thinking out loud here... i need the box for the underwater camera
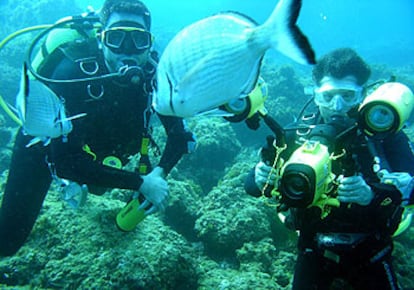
[278,140,335,208]
[359,82,414,138]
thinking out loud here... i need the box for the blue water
[76,0,414,66]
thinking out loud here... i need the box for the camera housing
[279,140,334,208]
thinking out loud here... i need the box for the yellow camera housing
[279,140,333,208]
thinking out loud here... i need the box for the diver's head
[100,0,152,74]
[315,76,363,124]
[312,48,371,124]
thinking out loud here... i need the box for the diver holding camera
[245,48,414,290]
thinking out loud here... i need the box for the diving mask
[102,26,153,53]
[314,79,363,110]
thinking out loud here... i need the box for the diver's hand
[255,161,278,190]
[337,175,374,206]
[139,166,168,214]
[378,169,414,203]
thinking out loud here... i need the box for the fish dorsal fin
[217,10,259,26]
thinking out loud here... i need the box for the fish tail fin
[263,0,316,65]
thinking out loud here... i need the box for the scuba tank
[30,15,100,75]
[26,11,104,83]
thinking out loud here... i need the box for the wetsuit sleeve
[383,131,414,204]
[383,131,414,174]
[50,139,143,190]
[357,131,414,233]
[157,114,196,174]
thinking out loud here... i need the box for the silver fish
[153,0,315,118]
[15,63,86,147]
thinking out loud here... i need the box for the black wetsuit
[245,111,414,290]
[0,43,194,256]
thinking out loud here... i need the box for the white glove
[139,166,168,214]
[255,161,278,190]
[337,175,374,206]
[378,169,414,204]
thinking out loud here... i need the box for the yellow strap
[0,94,22,126]
[138,164,148,174]
[261,143,286,197]
[82,144,97,161]
[140,137,150,155]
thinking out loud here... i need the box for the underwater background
[1,0,414,289]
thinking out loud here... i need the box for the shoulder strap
[59,37,100,64]
[36,37,101,78]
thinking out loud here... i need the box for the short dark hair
[312,48,371,86]
[100,0,151,29]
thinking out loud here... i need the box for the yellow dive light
[224,77,268,122]
[359,82,414,137]
[116,197,146,231]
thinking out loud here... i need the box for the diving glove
[378,169,414,205]
[255,161,279,190]
[139,166,169,213]
[337,175,374,206]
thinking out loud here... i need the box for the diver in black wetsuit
[0,0,195,256]
[245,48,414,289]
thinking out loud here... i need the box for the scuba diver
[244,48,414,290]
[0,0,196,256]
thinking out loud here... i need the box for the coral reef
[0,193,199,289]
[176,118,242,193]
